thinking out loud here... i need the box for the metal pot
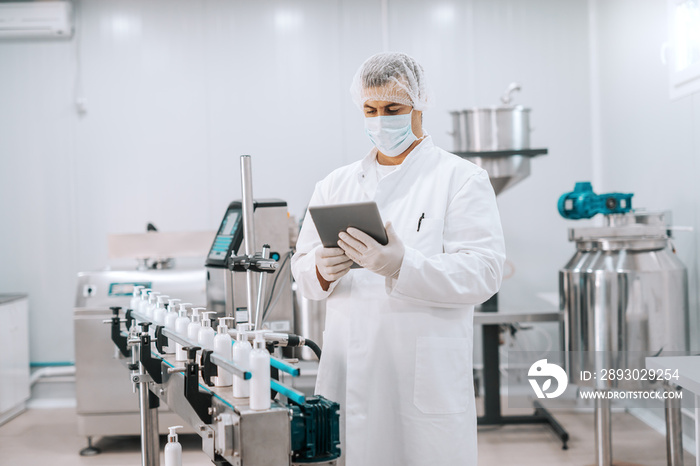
[450,83,531,152]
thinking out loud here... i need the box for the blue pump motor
[558,182,633,220]
[289,395,341,463]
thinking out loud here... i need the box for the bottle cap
[167,425,183,442]
[236,323,251,342]
[202,311,216,327]
[191,308,204,323]
[178,303,192,316]
[253,331,266,349]
[167,298,181,310]
[217,317,229,334]
[132,285,144,297]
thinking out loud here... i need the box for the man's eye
[365,110,376,115]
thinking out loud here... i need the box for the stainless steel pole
[135,343,152,466]
[148,401,160,466]
[664,384,684,466]
[240,155,258,327]
[224,269,235,319]
[594,392,612,466]
[254,245,270,330]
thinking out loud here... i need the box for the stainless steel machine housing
[560,211,690,389]
[74,269,205,438]
[206,200,294,332]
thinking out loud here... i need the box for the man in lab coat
[291,52,505,466]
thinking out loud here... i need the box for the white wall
[1,0,598,363]
[592,0,700,351]
[590,0,700,446]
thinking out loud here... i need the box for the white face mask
[364,113,417,157]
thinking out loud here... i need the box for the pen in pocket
[417,213,425,232]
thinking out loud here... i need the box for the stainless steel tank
[560,211,689,390]
[293,282,326,361]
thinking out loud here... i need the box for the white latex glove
[315,246,353,282]
[338,222,405,278]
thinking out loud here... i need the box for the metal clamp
[154,325,168,354]
[105,307,130,358]
[125,309,134,330]
[183,346,214,425]
[201,350,218,387]
[132,373,152,384]
[138,322,163,385]
[230,252,278,274]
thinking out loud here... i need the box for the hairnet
[350,52,433,111]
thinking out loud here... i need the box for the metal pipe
[254,245,270,330]
[138,379,151,466]
[148,402,160,466]
[132,324,159,466]
[664,384,684,466]
[160,328,251,380]
[224,269,235,319]
[240,155,257,325]
[210,352,252,380]
[240,155,256,258]
[160,327,195,348]
[135,343,152,466]
[594,392,612,466]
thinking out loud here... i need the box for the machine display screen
[208,209,242,261]
[108,282,152,297]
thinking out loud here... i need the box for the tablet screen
[309,202,388,253]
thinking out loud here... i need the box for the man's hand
[338,222,405,278]
[315,247,353,290]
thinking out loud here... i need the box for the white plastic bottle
[174,303,192,361]
[213,318,234,387]
[198,312,217,351]
[153,295,169,326]
[164,425,183,466]
[130,285,144,311]
[144,291,161,319]
[187,308,204,346]
[232,324,252,398]
[167,298,181,315]
[152,295,169,338]
[141,290,152,314]
[163,299,181,354]
[138,288,151,313]
[249,332,271,411]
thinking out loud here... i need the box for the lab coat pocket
[410,218,444,257]
[413,336,471,415]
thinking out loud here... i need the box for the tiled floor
[0,404,695,465]
[476,407,694,465]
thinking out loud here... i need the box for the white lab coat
[291,136,505,466]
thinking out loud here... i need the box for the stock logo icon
[528,359,568,399]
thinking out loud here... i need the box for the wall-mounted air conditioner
[0,2,73,39]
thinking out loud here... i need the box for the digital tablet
[309,202,388,268]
